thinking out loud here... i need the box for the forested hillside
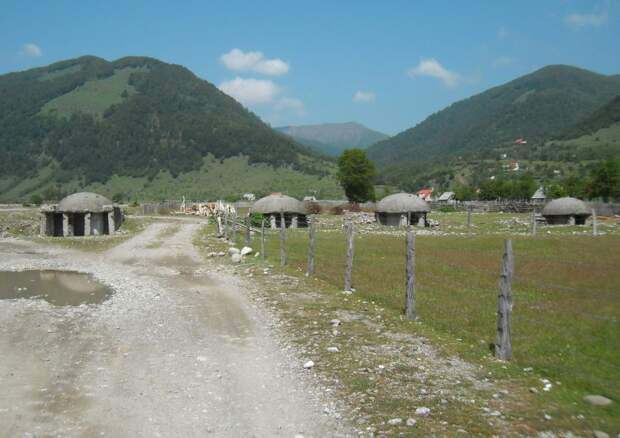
[0,55,333,201]
[368,65,620,166]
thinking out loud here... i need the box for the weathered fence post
[245,215,251,245]
[592,209,598,237]
[405,225,416,320]
[344,221,355,291]
[280,211,286,267]
[467,206,472,230]
[216,215,222,237]
[261,219,266,261]
[307,218,316,275]
[495,239,514,361]
[232,211,237,243]
[224,209,229,240]
[530,210,537,236]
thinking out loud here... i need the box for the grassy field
[196,211,619,435]
[0,154,343,203]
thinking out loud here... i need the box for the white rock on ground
[303,360,315,369]
[326,347,339,353]
[241,246,253,256]
[228,247,240,255]
[415,407,431,416]
[584,395,613,406]
[231,253,243,263]
[387,418,402,425]
[406,418,417,427]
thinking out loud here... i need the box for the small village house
[416,188,434,202]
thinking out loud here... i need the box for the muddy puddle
[0,270,112,305]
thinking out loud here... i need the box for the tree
[453,183,476,201]
[587,157,620,201]
[337,149,377,203]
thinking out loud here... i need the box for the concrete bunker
[251,193,307,229]
[541,197,591,225]
[40,192,123,236]
[375,192,431,227]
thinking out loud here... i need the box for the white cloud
[274,97,305,116]
[493,56,514,68]
[21,43,42,57]
[352,90,376,103]
[220,48,289,76]
[498,26,509,39]
[218,77,280,106]
[565,12,608,28]
[408,59,460,87]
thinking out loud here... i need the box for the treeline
[0,56,323,184]
[453,157,620,202]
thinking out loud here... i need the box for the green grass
[41,67,142,118]
[0,154,343,203]
[197,211,620,434]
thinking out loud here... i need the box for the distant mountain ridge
[277,122,389,156]
[368,65,620,166]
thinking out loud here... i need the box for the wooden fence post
[280,211,286,267]
[467,206,472,230]
[245,215,251,245]
[232,211,237,243]
[224,209,229,240]
[592,209,598,237]
[261,219,266,261]
[405,225,416,320]
[495,239,514,361]
[307,218,316,275]
[344,221,355,291]
[531,210,537,236]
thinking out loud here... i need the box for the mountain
[276,122,389,156]
[557,95,620,140]
[368,65,620,166]
[0,56,342,201]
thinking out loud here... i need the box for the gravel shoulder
[0,221,350,437]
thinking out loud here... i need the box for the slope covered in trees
[368,65,620,166]
[0,55,321,188]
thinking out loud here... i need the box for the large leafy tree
[337,149,377,203]
[588,157,620,201]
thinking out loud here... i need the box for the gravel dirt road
[0,220,349,437]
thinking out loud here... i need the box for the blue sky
[1,0,618,134]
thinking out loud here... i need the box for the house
[531,187,545,204]
[416,188,434,201]
[437,191,455,203]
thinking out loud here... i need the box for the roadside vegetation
[194,211,619,436]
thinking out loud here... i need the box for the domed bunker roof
[376,193,430,213]
[252,193,306,215]
[57,192,113,213]
[542,197,590,217]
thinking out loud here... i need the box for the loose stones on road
[303,360,315,369]
[387,418,402,426]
